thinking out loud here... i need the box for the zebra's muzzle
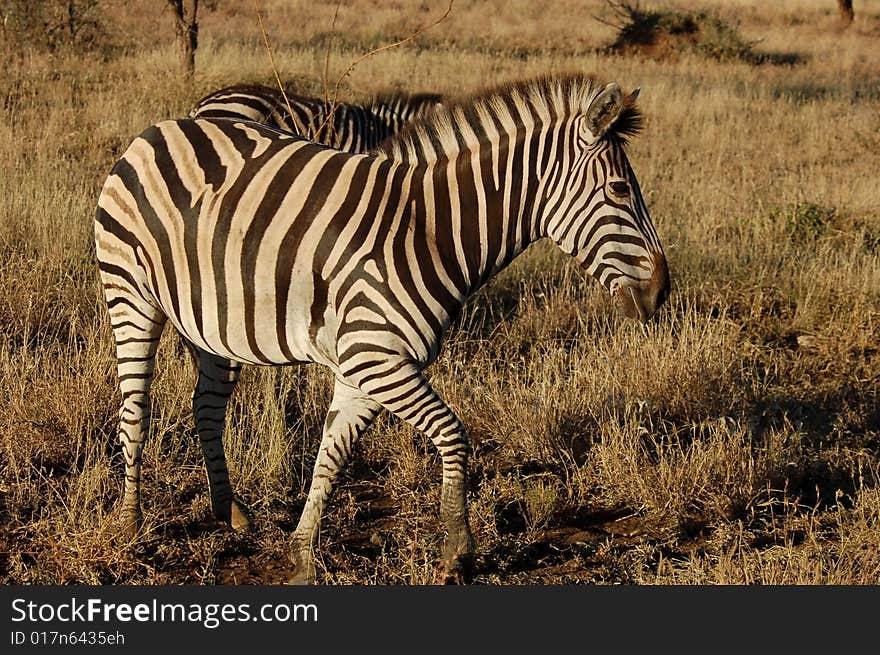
[613,254,670,324]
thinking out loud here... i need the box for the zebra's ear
[586,82,625,140]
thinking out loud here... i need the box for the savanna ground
[1,0,879,585]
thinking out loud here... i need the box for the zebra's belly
[159,276,340,371]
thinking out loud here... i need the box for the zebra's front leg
[359,363,475,583]
[193,350,249,531]
[289,378,381,584]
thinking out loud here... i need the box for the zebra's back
[189,83,443,152]
[188,84,291,126]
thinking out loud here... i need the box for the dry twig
[250,0,296,126]
[317,0,345,144]
[314,0,456,143]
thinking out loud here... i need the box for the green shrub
[773,202,836,242]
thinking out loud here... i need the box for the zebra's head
[543,81,669,324]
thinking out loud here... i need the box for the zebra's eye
[609,181,630,197]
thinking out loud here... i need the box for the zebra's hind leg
[192,349,250,531]
[108,296,167,540]
[356,362,476,584]
[289,378,382,584]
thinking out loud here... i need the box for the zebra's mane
[195,83,284,103]
[370,91,444,107]
[374,73,642,163]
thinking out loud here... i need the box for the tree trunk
[181,17,198,77]
[67,0,76,39]
[167,0,199,79]
[837,0,854,25]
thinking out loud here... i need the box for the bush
[601,1,759,63]
[773,202,837,242]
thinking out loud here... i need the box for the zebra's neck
[394,123,546,312]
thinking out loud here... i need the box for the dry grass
[1,0,879,585]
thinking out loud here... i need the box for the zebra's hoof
[212,497,252,532]
[286,570,315,585]
[434,570,461,585]
[120,509,142,542]
[287,548,317,585]
[434,561,473,585]
[229,500,251,532]
[435,553,475,585]
[439,529,476,583]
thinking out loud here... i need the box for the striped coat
[95,73,669,583]
[188,83,443,152]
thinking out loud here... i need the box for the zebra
[188,83,444,153]
[94,73,670,584]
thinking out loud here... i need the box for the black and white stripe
[188,83,443,153]
[95,74,669,583]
